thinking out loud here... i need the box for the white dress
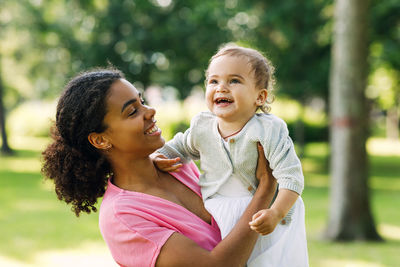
[204,139,309,267]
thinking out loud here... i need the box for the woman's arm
[156,144,277,267]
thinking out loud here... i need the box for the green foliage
[368,0,400,111]
[248,0,333,102]
[169,120,191,137]
[2,0,398,121]
[370,0,400,71]
[2,0,333,103]
[287,120,329,143]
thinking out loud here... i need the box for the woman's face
[102,79,164,158]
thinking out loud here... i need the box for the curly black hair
[42,68,124,216]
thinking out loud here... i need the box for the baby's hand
[249,208,281,235]
[151,152,182,172]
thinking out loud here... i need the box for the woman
[42,68,277,267]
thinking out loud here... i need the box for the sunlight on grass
[40,178,56,192]
[319,259,384,267]
[367,138,400,156]
[0,158,41,173]
[0,242,117,267]
[379,224,400,240]
[14,200,58,212]
[9,136,50,151]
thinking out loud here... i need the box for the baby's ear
[88,132,111,150]
[256,89,268,106]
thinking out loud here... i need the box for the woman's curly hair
[42,68,123,216]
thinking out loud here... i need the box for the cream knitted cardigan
[158,111,304,222]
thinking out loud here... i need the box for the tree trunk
[386,107,399,140]
[325,0,381,241]
[0,57,12,155]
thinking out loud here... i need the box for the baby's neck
[217,119,249,139]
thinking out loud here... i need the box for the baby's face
[205,55,263,124]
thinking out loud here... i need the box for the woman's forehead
[107,79,139,109]
[110,79,139,97]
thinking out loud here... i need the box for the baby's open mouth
[215,98,233,104]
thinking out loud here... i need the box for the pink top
[99,162,221,267]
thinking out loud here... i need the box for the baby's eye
[208,79,218,85]
[230,78,240,84]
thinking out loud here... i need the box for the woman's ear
[256,89,268,106]
[88,133,111,150]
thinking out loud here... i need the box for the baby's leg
[204,195,252,238]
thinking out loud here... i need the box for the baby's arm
[250,116,304,235]
[153,116,201,171]
[249,189,299,235]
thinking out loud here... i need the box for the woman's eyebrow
[121,98,137,113]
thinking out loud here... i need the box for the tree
[0,58,12,155]
[326,0,381,240]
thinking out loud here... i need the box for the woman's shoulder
[169,161,201,194]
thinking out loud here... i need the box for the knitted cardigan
[158,111,304,222]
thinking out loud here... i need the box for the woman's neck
[110,155,160,191]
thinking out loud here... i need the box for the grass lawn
[0,137,399,266]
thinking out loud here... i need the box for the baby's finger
[259,228,273,236]
[159,157,181,164]
[249,211,263,226]
[250,224,268,235]
[162,163,183,172]
[156,157,181,167]
[250,224,266,234]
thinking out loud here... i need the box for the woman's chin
[155,136,165,149]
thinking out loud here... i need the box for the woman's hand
[255,142,276,191]
[150,152,183,172]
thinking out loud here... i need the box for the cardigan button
[229,139,235,143]
[247,186,253,191]
[281,219,286,225]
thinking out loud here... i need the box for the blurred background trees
[0,0,398,242]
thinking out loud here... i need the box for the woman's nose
[144,105,156,120]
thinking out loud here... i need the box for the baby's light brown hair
[206,44,275,113]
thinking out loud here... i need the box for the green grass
[301,142,400,266]
[0,137,399,266]
[0,138,105,264]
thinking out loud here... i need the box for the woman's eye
[128,109,137,116]
[208,79,218,84]
[140,98,146,105]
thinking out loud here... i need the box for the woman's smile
[145,123,161,135]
